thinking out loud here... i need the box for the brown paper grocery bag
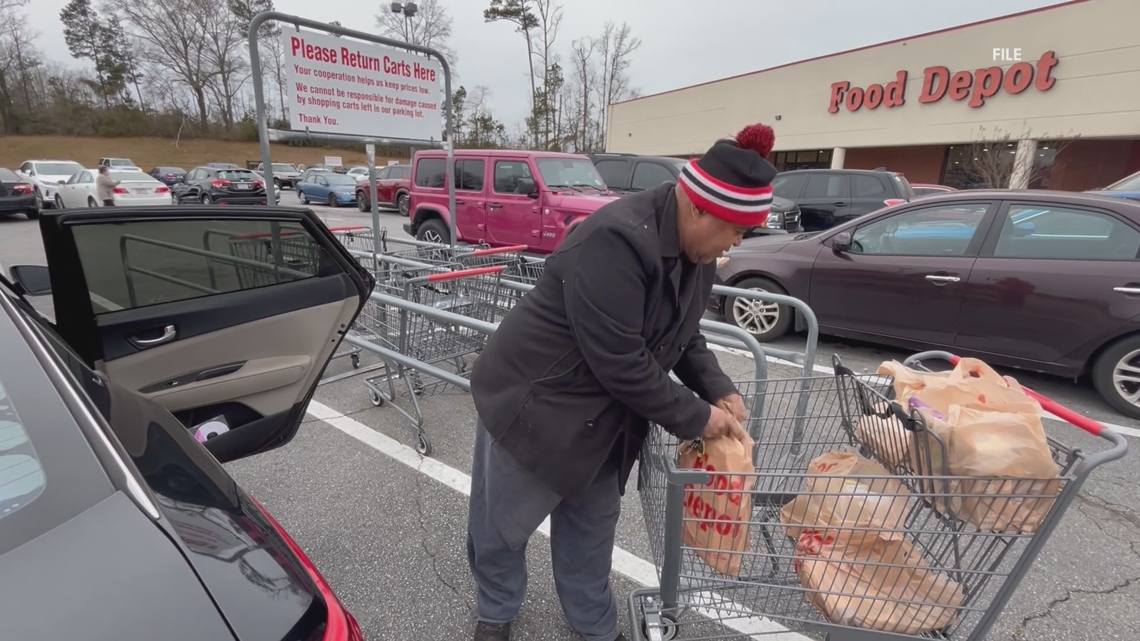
[878,358,1041,417]
[677,432,756,577]
[855,402,912,470]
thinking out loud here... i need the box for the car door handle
[489,203,503,209]
[925,275,961,283]
[833,201,848,206]
[455,199,466,205]
[1114,286,1140,295]
[129,325,177,348]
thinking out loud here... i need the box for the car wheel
[416,218,450,245]
[54,195,64,210]
[1092,334,1140,419]
[87,197,98,207]
[201,194,213,205]
[273,178,281,190]
[328,193,337,208]
[397,193,410,217]
[298,190,308,204]
[724,276,793,342]
[357,192,368,212]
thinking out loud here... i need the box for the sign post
[248,12,457,246]
[366,143,380,247]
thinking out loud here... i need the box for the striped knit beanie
[678,124,778,225]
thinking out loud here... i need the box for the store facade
[605,0,1140,191]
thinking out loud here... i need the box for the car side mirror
[831,231,852,253]
[58,179,67,185]
[9,265,52,296]
[517,178,537,197]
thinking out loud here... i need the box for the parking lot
[3,192,1140,640]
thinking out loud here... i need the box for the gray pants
[467,418,621,641]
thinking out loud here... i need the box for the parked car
[0,167,37,219]
[403,150,619,251]
[98,157,142,171]
[589,152,803,232]
[297,172,359,207]
[251,162,302,190]
[355,163,411,215]
[1,204,372,640]
[56,169,172,208]
[297,167,333,184]
[206,162,242,170]
[172,166,277,205]
[15,159,86,212]
[709,190,1140,418]
[345,166,370,181]
[1087,169,1140,201]
[149,166,187,187]
[772,168,914,231]
[911,183,958,198]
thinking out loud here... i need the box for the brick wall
[1048,139,1134,191]
[843,145,947,185]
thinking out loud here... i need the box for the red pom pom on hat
[734,124,775,158]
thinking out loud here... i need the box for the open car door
[38,206,373,462]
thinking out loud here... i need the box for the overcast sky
[24,0,1060,125]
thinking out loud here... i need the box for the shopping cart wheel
[351,354,361,369]
[641,613,678,641]
[368,389,385,407]
[415,434,432,456]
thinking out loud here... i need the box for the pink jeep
[402,149,618,253]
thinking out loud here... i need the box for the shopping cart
[356,265,507,455]
[630,353,1128,641]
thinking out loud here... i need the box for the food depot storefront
[605,0,1140,191]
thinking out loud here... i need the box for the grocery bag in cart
[877,358,1061,533]
[676,432,756,577]
[780,451,965,635]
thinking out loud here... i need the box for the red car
[911,183,958,198]
[355,163,411,215]
[710,190,1140,418]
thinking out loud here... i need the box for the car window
[803,174,849,199]
[325,174,356,186]
[630,162,677,191]
[415,158,447,188]
[851,203,990,257]
[33,162,84,176]
[399,167,411,180]
[79,172,93,184]
[19,162,31,173]
[594,160,629,188]
[456,159,485,191]
[111,171,153,182]
[993,205,1140,261]
[890,173,916,199]
[373,167,390,180]
[852,175,888,197]
[71,219,327,314]
[535,158,605,190]
[217,170,257,181]
[0,377,45,519]
[316,176,329,186]
[1106,171,1140,192]
[0,169,18,182]
[772,174,807,200]
[494,160,535,194]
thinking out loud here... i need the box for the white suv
[99,157,142,171]
[16,160,86,212]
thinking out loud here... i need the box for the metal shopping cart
[630,353,1128,641]
[355,265,507,455]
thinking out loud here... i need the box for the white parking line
[306,400,810,641]
[707,344,1140,440]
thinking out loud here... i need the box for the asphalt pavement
[3,192,1139,640]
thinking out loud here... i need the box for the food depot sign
[283,29,443,140]
[827,50,1059,113]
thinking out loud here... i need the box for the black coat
[469,183,737,502]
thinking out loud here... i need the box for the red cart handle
[327,225,368,233]
[426,265,505,282]
[470,245,529,256]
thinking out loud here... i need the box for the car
[355,163,411,215]
[772,168,915,231]
[0,205,372,640]
[403,149,620,250]
[297,167,334,184]
[172,167,278,206]
[149,166,187,187]
[55,168,173,208]
[252,162,302,190]
[0,168,38,219]
[15,159,86,212]
[589,152,803,232]
[911,183,958,198]
[345,166,370,181]
[708,190,1140,418]
[1087,169,1140,202]
[297,172,359,207]
[99,157,142,171]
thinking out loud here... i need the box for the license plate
[235,183,251,190]
[134,188,150,194]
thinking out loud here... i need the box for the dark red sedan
[355,163,411,215]
[711,190,1140,418]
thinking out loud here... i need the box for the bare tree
[531,0,561,147]
[963,126,1079,190]
[201,1,249,130]
[377,0,457,65]
[593,21,640,150]
[484,0,537,145]
[0,5,39,113]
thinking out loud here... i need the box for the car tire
[298,190,308,205]
[328,193,337,208]
[87,197,98,208]
[416,218,450,245]
[1092,334,1140,419]
[201,194,213,205]
[273,178,281,190]
[54,195,64,210]
[33,187,44,211]
[357,192,368,212]
[724,276,793,342]
[397,193,410,217]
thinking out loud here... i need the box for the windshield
[535,158,607,190]
[34,162,83,176]
[218,170,258,181]
[272,164,297,172]
[111,171,154,182]
[1106,171,1140,192]
[326,174,358,186]
[111,159,135,166]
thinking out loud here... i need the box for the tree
[484,0,537,145]
[377,0,456,65]
[231,0,286,120]
[592,21,641,150]
[464,86,507,148]
[448,85,467,145]
[201,1,249,130]
[962,126,1079,190]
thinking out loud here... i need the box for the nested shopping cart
[630,352,1128,641]
[354,265,508,455]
